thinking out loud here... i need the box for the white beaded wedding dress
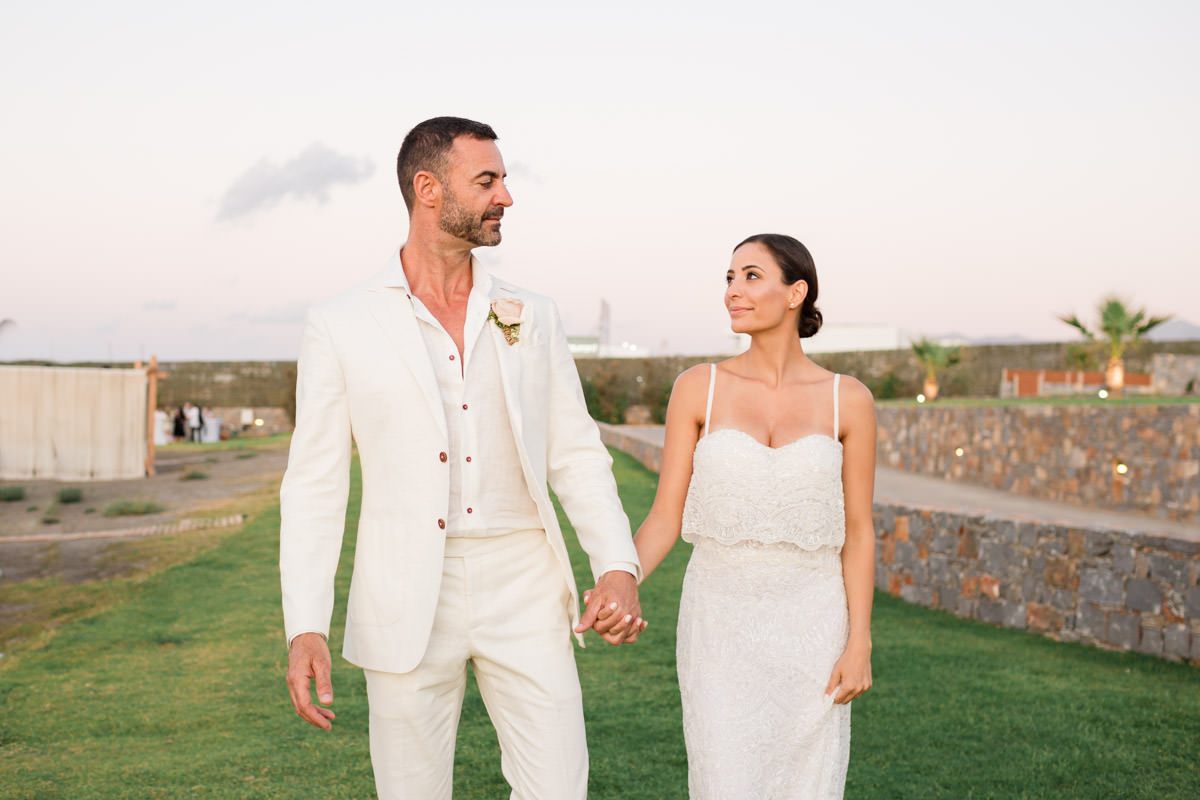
[677,366,851,800]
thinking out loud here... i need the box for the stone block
[1027,603,1064,633]
[1138,626,1164,656]
[978,599,1005,625]
[894,541,917,570]
[938,591,957,612]
[1125,578,1163,613]
[1191,632,1200,663]
[1018,523,1038,548]
[918,586,936,607]
[900,584,921,604]
[1079,569,1123,606]
[1044,556,1078,590]
[1186,585,1200,619]
[958,526,979,559]
[962,576,980,597]
[1085,533,1114,558]
[931,533,957,555]
[1111,545,1136,575]
[1076,603,1106,640]
[1053,589,1076,612]
[980,575,1001,599]
[1164,625,1190,662]
[1134,554,1150,579]
[957,597,977,619]
[1003,601,1027,629]
[894,515,909,542]
[1106,613,1139,650]
[979,541,1013,574]
[928,555,951,586]
[1148,554,1189,590]
[992,520,1018,544]
[880,537,895,565]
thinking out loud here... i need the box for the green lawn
[878,395,1200,407]
[1,448,1197,798]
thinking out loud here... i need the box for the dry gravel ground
[0,437,289,585]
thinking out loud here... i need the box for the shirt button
[466,508,473,514]
[437,519,446,529]
[439,452,448,463]
[462,404,468,410]
[449,354,455,361]
[465,456,472,463]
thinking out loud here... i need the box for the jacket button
[439,452,448,462]
[437,519,446,530]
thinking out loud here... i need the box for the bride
[633,233,876,799]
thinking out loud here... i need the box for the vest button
[437,519,446,530]
[439,452,448,462]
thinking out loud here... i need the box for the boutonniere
[488,298,524,345]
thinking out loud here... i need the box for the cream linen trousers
[363,530,588,800]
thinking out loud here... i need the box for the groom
[280,116,644,799]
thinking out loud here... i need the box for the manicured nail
[609,602,618,610]
[623,614,632,623]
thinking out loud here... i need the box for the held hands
[575,570,647,645]
[287,632,337,730]
[824,638,872,704]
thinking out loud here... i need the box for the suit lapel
[488,283,525,443]
[366,265,447,439]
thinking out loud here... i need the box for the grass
[56,487,83,504]
[158,432,291,454]
[102,499,166,517]
[40,501,61,525]
[0,448,1197,798]
[1,485,25,502]
[181,470,210,481]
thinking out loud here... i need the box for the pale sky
[2,0,1196,361]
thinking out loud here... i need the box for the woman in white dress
[633,234,876,799]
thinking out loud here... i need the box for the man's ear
[412,170,440,209]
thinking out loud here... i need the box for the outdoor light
[1115,462,1129,475]
[254,418,265,427]
[955,447,964,457]
[1098,389,1109,399]
[917,394,926,403]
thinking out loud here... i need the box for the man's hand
[287,632,336,730]
[574,570,647,645]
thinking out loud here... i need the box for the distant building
[732,324,910,354]
[568,336,651,358]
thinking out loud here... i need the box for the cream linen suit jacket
[280,252,639,675]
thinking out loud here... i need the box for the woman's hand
[824,638,872,704]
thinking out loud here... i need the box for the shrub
[181,470,209,481]
[42,501,61,525]
[57,487,83,504]
[103,499,166,517]
[1,486,26,502]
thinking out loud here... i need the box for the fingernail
[320,693,332,703]
[609,602,618,610]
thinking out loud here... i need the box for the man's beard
[438,187,503,247]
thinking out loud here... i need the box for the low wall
[1153,354,1200,395]
[876,404,1200,522]
[874,504,1200,663]
[599,424,1200,664]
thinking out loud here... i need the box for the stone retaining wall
[1153,354,1200,395]
[874,503,1200,663]
[876,404,1200,521]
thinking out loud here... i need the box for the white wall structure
[0,365,148,480]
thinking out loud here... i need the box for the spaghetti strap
[832,374,841,440]
[703,364,717,437]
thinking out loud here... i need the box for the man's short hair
[396,117,499,212]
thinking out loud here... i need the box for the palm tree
[910,337,962,401]
[1059,297,1171,396]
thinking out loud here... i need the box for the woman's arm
[632,365,709,581]
[826,376,877,704]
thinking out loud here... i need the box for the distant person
[185,402,201,443]
[278,116,643,799]
[632,234,877,799]
[173,406,187,442]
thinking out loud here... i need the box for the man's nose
[496,183,514,207]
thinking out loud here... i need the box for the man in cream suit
[280,116,644,799]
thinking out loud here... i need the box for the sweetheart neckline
[701,427,842,452]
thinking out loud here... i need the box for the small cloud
[143,300,177,312]
[217,143,375,221]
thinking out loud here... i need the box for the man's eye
[480,180,493,188]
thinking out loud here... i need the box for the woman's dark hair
[734,233,823,338]
[396,116,498,212]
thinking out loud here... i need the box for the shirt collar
[385,245,494,299]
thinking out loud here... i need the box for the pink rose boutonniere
[489,298,524,345]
